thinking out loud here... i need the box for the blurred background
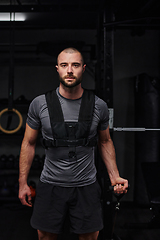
[0,1,160,239]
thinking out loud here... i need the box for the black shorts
[30,180,103,234]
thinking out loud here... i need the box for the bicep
[22,123,39,146]
[98,126,116,164]
[98,125,111,144]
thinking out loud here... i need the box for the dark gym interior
[0,0,160,239]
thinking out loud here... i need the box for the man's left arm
[98,126,128,194]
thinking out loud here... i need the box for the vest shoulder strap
[45,89,64,123]
[78,89,95,122]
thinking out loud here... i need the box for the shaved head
[57,47,84,65]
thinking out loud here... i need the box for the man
[19,47,128,240]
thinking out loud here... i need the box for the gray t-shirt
[27,88,109,187]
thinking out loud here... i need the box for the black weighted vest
[41,89,97,157]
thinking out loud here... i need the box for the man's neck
[59,84,84,100]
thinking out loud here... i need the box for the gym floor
[0,201,160,240]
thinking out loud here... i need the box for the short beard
[59,76,82,88]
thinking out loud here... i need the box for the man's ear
[83,64,86,73]
[55,65,58,72]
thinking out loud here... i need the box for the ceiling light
[0,13,26,21]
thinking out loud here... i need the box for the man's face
[56,51,86,88]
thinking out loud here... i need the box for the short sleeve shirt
[27,88,109,187]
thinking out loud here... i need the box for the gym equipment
[0,108,23,134]
[0,182,11,197]
[108,185,130,240]
[14,155,19,169]
[113,127,160,132]
[29,181,36,198]
[6,154,15,169]
[0,9,23,134]
[0,154,7,169]
[141,162,160,228]
[135,73,160,205]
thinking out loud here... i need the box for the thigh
[69,181,103,234]
[31,181,69,234]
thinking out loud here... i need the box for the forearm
[98,128,128,193]
[98,138,120,185]
[18,124,38,206]
[19,139,36,185]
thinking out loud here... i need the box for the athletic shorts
[30,180,104,234]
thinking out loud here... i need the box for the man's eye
[61,64,67,67]
[74,64,80,67]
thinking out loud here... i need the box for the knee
[37,230,58,240]
[38,230,46,240]
[79,231,99,240]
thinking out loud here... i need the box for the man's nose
[67,64,73,73]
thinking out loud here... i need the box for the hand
[112,177,128,195]
[19,183,32,207]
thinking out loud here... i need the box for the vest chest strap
[41,137,97,148]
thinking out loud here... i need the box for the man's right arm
[18,123,39,207]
